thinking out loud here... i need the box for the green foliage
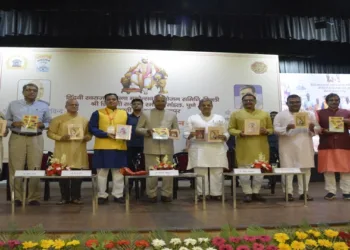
[149,230,176,244]
[0,222,20,242]
[246,225,267,236]
[219,224,240,238]
[17,224,46,242]
[298,220,312,231]
[189,229,211,239]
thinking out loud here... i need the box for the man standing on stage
[136,94,179,202]
[317,93,350,200]
[228,93,273,203]
[273,94,316,201]
[6,83,51,206]
[47,99,91,205]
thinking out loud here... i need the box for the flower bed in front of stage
[0,225,349,249]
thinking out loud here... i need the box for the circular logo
[251,62,268,74]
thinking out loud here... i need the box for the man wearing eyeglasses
[228,93,273,203]
[47,99,92,205]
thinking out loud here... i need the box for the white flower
[184,238,197,246]
[170,238,182,245]
[151,239,166,248]
[198,238,210,243]
[179,247,189,250]
[206,248,216,250]
[161,248,172,250]
[193,247,203,250]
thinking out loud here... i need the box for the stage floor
[0,181,349,233]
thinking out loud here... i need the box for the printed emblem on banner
[251,61,268,74]
[120,55,168,95]
[36,54,52,72]
[7,56,27,69]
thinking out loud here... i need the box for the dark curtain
[1,10,350,43]
[280,58,350,74]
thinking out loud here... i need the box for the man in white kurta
[184,98,229,200]
[274,94,316,201]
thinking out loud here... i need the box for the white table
[11,174,98,215]
[124,173,206,212]
[222,172,307,209]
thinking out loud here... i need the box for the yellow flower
[53,239,65,249]
[324,229,339,238]
[295,231,308,240]
[66,240,80,246]
[333,242,349,250]
[40,239,54,249]
[318,239,333,248]
[307,230,321,238]
[278,243,292,250]
[274,233,290,243]
[291,240,306,250]
[305,239,318,247]
[22,241,38,249]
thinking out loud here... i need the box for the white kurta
[184,114,229,169]
[273,110,316,169]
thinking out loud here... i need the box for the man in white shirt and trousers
[273,94,316,201]
[184,98,229,201]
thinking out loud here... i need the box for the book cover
[294,112,309,128]
[244,119,260,135]
[329,116,344,132]
[21,115,38,133]
[115,124,132,140]
[0,120,6,136]
[207,126,224,142]
[152,128,169,140]
[194,127,205,140]
[169,129,180,140]
[67,124,84,140]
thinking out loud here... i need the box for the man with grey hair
[136,94,179,202]
[184,98,229,201]
[48,99,92,205]
[6,83,52,206]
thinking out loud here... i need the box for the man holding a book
[47,99,92,205]
[316,93,350,201]
[136,94,179,203]
[184,98,229,201]
[228,93,273,203]
[273,94,316,201]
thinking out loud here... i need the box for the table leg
[22,178,27,209]
[91,177,96,215]
[285,175,288,202]
[11,177,15,215]
[125,176,130,213]
[233,176,237,209]
[194,176,197,205]
[222,175,225,207]
[202,176,206,210]
[303,173,307,207]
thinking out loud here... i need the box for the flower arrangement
[252,153,273,173]
[119,167,148,176]
[0,224,349,250]
[149,155,175,170]
[46,155,70,176]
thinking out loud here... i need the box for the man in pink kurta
[317,93,350,201]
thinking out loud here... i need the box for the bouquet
[119,168,148,176]
[149,155,175,170]
[46,154,71,176]
[252,153,273,173]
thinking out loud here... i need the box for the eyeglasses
[242,99,255,103]
[68,104,79,107]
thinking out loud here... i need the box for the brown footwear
[287,194,294,201]
[252,193,266,202]
[160,196,172,202]
[148,196,158,203]
[243,194,252,203]
[198,195,210,201]
[299,194,314,201]
[71,199,84,205]
[210,195,224,201]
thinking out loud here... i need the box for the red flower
[85,239,98,248]
[339,231,350,239]
[252,243,265,250]
[219,244,234,250]
[116,240,130,246]
[236,245,251,250]
[229,237,241,243]
[104,241,114,249]
[243,236,257,242]
[135,240,150,248]
[212,236,226,246]
[258,235,272,243]
[266,246,278,250]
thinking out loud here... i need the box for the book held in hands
[21,115,38,133]
[294,112,309,128]
[115,124,132,140]
[68,124,84,140]
[244,119,260,135]
[207,126,224,142]
[152,128,169,140]
[329,116,344,133]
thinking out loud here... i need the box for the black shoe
[71,199,84,205]
[198,195,210,201]
[161,196,172,202]
[299,194,314,201]
[114,197,125,204]
[287,194,294,201]
[56,200,70,205]
[210,195,224,201]
[148,196,158,203]
[14,200,22,207]
[98,197,108,205]
[324,192,336,200]
[252,193,266,202]
[28,200,40,206]
[243,194,252,203]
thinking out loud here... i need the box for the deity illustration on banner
[120,56,168,95]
